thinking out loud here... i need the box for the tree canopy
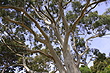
[0,0,110,73]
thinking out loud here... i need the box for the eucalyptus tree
[0,0,110,73]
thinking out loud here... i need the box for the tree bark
[63,46,81,73]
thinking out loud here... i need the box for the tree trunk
[63,46,81,73]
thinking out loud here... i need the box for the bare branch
[59,1,79,72]
[72,32,81,67]
[87,56,97,65]
[0,6,23,12]
[0,42,55,64]
[0,33,22,57]
[31,5,52,24]
[31,5,43,19]
[76,55,81,67]
[59,1,68,31]
[5,18,46,44]
[63,0,72,8]
[58,0,70,57]
[86,3,98,14]
[71,32,81,67]
[80,35,99,56]
[88,0,107,7]
[32,5,64,50]
[69,0,90,32]
[46,42,66,73]
[0,6,66,72]
[56,15,61,24]
[25,49,54,60]
[43,0,48,8]
[44,6,56,23]
[5,31,25,45]
[0,6,66,71]
[28,5,66,71]
[0,34,15,53]
[1,67,5,73]
[72,32,79,55]
[0,5,49,42]
[22,53,44,73]
[38,8,53,24]
[22,13,24,25]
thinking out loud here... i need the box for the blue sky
[0,1,110,72]
[93,2,110,15]
[91,3,110,56]
[87,2,110,67]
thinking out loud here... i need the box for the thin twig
[88,0,106,7]
[63,0,72,8]
[45,6,56,23]
[85,3,98,14]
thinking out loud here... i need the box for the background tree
[0,0,109,73]
[91,51,110,73]
[80,65,92,73]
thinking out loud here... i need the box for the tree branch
[28,5,66,71]
[24,49,54,60]
[5,18,46,44]
[71,32,81,67]
[44,6,56,23]
[0,42,54,61]
[32,5,64,51]
[43,0,48,9]
[0,5,49,42]
[72,32,79,55]
[69,0,90,32]
[86,56,97,65]
[63,0,72,8]
[56,15,61,24]
[3,17,65,72]
[5,30,25,45]
[80,35,99,56]
[59,0,70,56]
[88,0,107,7]
[59,1,68,31]
[58,1,81,72]
[86,3,98,14]
[46,42,66,73]
[31,5,52,24]
[0,34,15,53]
[1,67,5,73]
[0,33,22,57]
[22,53,42,73]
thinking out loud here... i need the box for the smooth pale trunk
[63,47,81,73]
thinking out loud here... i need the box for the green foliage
[102,65,110,73]
[80,65,92,73]
[0,0,109,72]
[91,56,110,73]
[72,1,84,14]
[0,36,24,72]
[26,49,51,72]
